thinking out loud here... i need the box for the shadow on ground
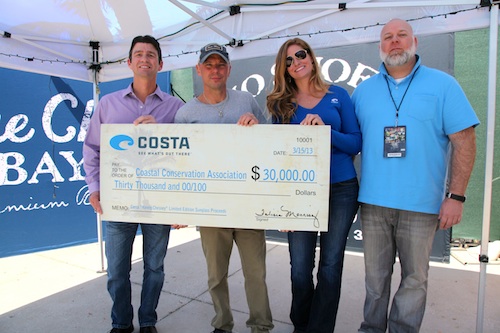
[1,237,499,333]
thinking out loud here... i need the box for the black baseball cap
[199,43,230,63]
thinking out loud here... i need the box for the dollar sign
[251,165,260,181]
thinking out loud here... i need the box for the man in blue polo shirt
[352,19,479,333]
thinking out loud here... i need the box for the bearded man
[352,19,479,333]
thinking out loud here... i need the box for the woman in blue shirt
[266,38,361,333]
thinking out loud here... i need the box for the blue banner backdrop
[0,68,172,258]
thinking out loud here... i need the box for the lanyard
[384,67,419,127]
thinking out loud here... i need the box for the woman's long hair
[266,38,329,124]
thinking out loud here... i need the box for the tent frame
[1,1,496,331]
[476,3,497,332]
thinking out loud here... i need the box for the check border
[100,124,331,231]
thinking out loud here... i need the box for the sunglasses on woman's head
[286,49,308,67]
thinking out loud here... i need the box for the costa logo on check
[100,124,331,231]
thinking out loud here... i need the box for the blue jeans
[358,204,438,333]
[105,222,171,329]
[288,178,359,333]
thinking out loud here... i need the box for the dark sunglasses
[286,49,308,67]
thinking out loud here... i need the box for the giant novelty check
[100,124,331,231]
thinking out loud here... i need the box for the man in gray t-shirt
[174,43,274,333]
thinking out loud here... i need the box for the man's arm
[438,126,476,229]
[448,126,477,195]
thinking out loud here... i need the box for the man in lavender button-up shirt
[83,35,184,333]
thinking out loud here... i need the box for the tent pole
[476,3,498,333]
[96,212,106,273]
[93,79,106,274]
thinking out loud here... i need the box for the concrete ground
[1,226,499,333]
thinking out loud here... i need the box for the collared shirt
[83,84,184,194]
[352,56,479,214]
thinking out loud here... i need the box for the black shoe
[109,325,134,333]
[140,327,158,333]
[212,329,232,333]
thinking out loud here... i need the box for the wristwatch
[446,192,466,202]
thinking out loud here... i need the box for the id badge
[384,126,406,158]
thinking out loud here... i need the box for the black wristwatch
[446,192,466,202]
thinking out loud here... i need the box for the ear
[195,63,202,77]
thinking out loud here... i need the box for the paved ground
[1,226,499,333]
